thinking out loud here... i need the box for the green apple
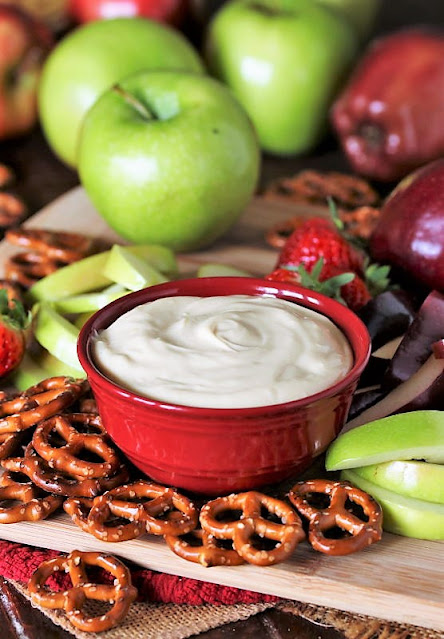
[33,303,83,373]
[38,17,203,167]
[341,469,444,540]
[78,71,260,251]
[205,0,358,155]
[316,0,381,41]
[326,411,444,471]
[54,284,128,314]
[352,461,444,504]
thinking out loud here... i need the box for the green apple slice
[12,353,49,390]
[326,410,444,471]
[74,311,96,329]
[197,263,252,277]
[54,283,128,313]
[341,469,444,540]
[36,349,86,379]
[27,251,112,303]
[103,245,168,291]
[27,244,177,303]
[352,461,444,504]
[33,303,83,373]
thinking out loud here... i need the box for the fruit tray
[0,187,442,632]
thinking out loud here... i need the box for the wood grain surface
[0,187,442,632]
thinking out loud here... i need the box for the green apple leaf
[326,410,444,470]
[341,469,444,540]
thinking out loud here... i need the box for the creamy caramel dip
[93,295,353,408]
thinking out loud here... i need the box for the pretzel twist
[263,170,379,210]
[0,475,63,523]
[288,479,383,556]
[0,377,89,435]
[200,491,304,566]
[0,431,25,459]
[0,192,26,228]
[86,480,198,541]
[5,251,59,288]
[2,444,129,498]
[28,550,138,633]
[165,528,245,567]
[5,228,98,264]
[32,413,120,479]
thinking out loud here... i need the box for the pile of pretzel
[3,227,105,289]
[263,169,382,243]
[0,374,384,632]
[0,375,383,566]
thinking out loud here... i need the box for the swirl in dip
[92,294,353,409]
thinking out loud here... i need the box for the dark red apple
[68,0,188,26]
[369,159,444,291]
[331,29,444,181]
[0,5,52,139]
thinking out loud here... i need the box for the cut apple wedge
[344,352,444,430]
[341,469,444,540]
[352,461,444,504]
[27,244,177,303]
[27,251,112,303]
[326,410,444,471]
[33,303,83,373]
[54,283,128,314]
[12,353,49,391]
[37,349,86,379]
[103,245,168,291]
[197,263,252,277]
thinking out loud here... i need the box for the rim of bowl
[78,277,371,416]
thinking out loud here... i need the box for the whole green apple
[316,0,381,41]
[38,17,203,167]
[78,71,260,251]
[205,0,358,155]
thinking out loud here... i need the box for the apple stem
[112,84,156,121]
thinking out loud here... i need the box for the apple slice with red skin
[383,291,444,390]
[345,347,444,430]
[326,410,444,471]
[341,469,444,540]
[357,289,415,353]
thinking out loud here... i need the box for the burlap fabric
[12,581,443,639]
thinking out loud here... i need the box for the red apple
[331,29,444,181]
[0,5,52,139]
[68,0,188,26]
[369,159,444,292]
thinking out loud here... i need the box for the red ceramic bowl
[78,277,370,495]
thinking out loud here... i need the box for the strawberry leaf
[0,288,29,331]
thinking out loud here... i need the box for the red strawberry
[0,288,29,378]
[266,259,391,313]
[276,215,365,275]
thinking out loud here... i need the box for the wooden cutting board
[0,187,442,632]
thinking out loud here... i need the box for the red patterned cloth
[0,540,279,606]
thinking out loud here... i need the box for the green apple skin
[341,469,444,540]
[78,71,260,251]
[352,461,444,505]
[38,18,203,167]
[316,0,381,41]
[205,0,358,155]
[326,411,444,471]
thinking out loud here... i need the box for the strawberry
[266,259,391,313]
[276,204,365,276]
[0,288,29,378]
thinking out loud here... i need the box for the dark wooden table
[0,1,443,637]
